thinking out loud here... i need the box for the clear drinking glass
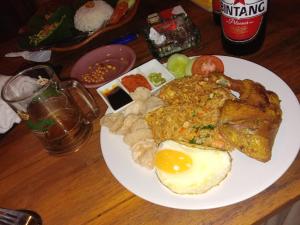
[1,65,99,154]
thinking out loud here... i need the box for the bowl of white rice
[74,0,114,32]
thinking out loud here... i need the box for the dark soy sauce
[105,86,133,110]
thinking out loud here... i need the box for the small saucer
[70,44,136,88]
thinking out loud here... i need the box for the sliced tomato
[191,55,224,76]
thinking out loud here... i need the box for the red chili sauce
[121,74,152,92]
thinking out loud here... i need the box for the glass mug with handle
[1,65,100,154]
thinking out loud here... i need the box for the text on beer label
[221,0,267,19]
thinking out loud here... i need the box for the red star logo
[234,0,245,4]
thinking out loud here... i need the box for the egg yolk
[155,149,193,174]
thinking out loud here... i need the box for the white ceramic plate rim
[100,56,300,210]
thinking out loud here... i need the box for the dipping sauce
[82,62,117,84]
[148,72,166,87]
[103,86,133,110]
[121,74,152,92]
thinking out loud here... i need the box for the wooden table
[0,0,300,224]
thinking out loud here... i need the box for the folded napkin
[5,50,51,62]
[0,75,21,133]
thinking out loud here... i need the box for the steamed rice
[74,0,114,32]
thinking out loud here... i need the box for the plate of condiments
[71,44,136,88]
[97,59,175,112]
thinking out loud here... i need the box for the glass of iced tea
[1,65,99,154]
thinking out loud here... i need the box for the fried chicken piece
[203,72,282,161]
[216,74,276,109]
[219,86,281,162]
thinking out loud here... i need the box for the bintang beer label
[221,0,267,41]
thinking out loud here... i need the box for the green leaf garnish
[189,137,197,144]
[26,118,55,132]
[201,124,215,130]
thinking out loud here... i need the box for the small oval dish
[18,0,140,52]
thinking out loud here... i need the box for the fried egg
[154,140,232,194]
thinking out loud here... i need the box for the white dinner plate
[100,56,300,210]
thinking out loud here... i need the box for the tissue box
[144,6,200,58]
